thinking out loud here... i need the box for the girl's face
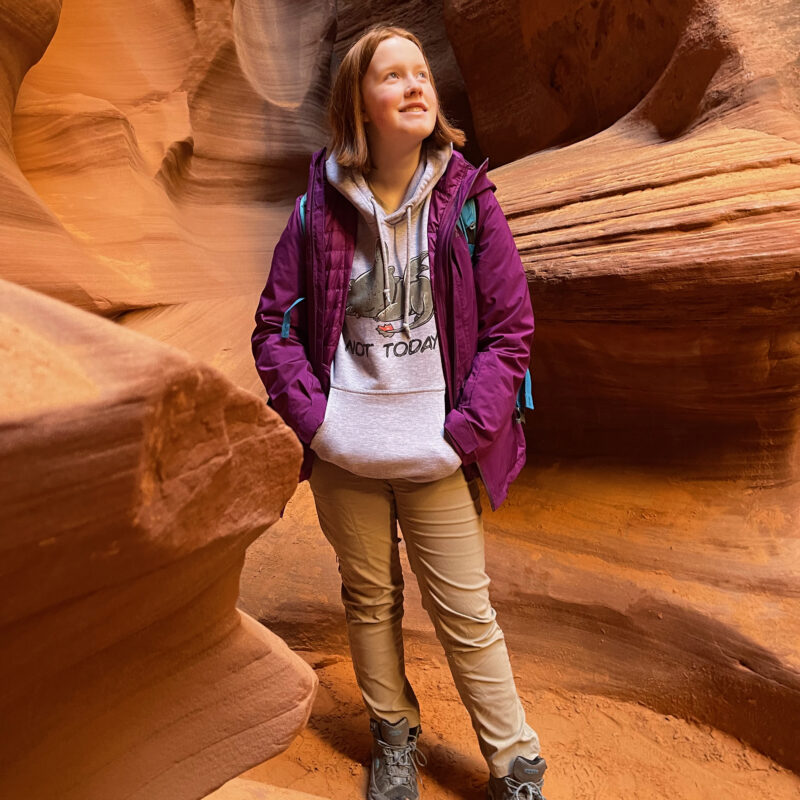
[360,36,438,149]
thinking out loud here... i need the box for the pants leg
[393,468,540,777]
[309,458,420,726]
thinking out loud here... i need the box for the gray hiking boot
[487,755,547,800]
[368,717,425,800]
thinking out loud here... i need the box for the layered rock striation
[0,279,311,800]
[1,2,324,796]
[7,0,337,391]
[444,0,800,773]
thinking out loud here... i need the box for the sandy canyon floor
[237,480,800,800]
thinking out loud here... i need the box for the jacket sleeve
[251,196,327,445]
[443,188,534,464]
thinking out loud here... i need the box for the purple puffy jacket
[252,147,534,510]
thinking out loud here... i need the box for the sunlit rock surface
[205,777,330,799]
[7,0,336,389]
[2,3,323,796]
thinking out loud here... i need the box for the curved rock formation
[449,0,800,774]
[444,0,697,164]
[0,0,99,311]
[495,0,800,479]
[0,279,312,800]
[8,0,335,390]
[234,0,336,111]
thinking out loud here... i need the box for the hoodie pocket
[310,384,461,480]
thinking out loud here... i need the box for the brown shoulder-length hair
[328,25,466,173]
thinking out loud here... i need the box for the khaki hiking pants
[309,457,540,777]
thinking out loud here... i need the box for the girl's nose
[406,75,423,94]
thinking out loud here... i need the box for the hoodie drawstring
[402,202,412,336]
[369,197,416,338]
[370,196,394,309]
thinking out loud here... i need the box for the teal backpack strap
[515,369,534,423]
[281,297,305,339]
[299,192,307,236]
[456,196,534,424]
[456,196,534,423]
[280,193,309,340]
[456,197,477,259]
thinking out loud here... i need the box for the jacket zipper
[434,158,489,411]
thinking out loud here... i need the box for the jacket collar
[435,149,493,201]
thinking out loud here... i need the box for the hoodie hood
[325,140,454,225]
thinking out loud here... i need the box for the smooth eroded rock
[0,279,312,800]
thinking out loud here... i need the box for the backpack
[294,193,534,421]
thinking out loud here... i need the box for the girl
[252,25,546,800]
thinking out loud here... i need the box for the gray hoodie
[309,142,462,481]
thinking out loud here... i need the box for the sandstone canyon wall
[1,0,799,798]
[449,0,800,776]
[0,279,313,800]
[1,1,323,799]
[442,0,800,775]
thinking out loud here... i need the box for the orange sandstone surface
[0,280,310,800]
[1,2,319,798]
[1,0,799,798]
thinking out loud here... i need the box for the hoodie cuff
[444,408,479,465]
[296,393,327,445]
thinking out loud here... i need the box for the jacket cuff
[296,393,327,445]
[444,408,479,465]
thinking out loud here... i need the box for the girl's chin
[395,120,436,137]
[369,126,436,148]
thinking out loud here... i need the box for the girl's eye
[418,71,428,79]
[387,71,399,79]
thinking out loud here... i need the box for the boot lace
[379,739,428,787]
[504,775,544,800]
